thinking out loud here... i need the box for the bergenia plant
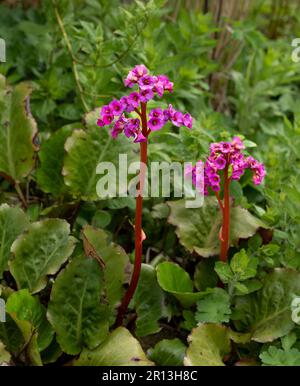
[97,64,193,326]
[188,136,266,262]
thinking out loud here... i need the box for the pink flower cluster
[188,137,266,194]
[97,64,193,142]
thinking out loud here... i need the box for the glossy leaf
[10,219,76,293]
[74,327,153,366]
[47,255,109,355]
[0,204,29,278]
[132,264,168,337]
[148,338,186,366]
[81,225,129,323]
[156,261,206,308]
[36,126,72,196]
[6,289,54,351]
[0,341,11,364]
[168,198,268,257]
[184,324,231,366]
[234,269,300,342]
[0,75,38,182]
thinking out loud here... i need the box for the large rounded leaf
[74,327,153,366]
[0,75,38,182]
[10,219,76,293]
[0,342,11,365]
[81,225,129,323]
[234,268,300,343]
[132,264,169,337]
[62,109,135,200]
[47,255,109,355]
[184,324,231,366]
[0,204,29,278]
[167,198,269,257]
[148,338,186,366]
[36,125,72,197]
[6,289,54,352]
[156,261,206,308]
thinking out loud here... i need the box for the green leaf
[167,197,219,257]
[74,327,153,366]
[152,203,170,219]
[47,255,109,355]
[281,332,297,351]
[132,264,168,337]
[91,210,111,228]
[260,346,300,366]
[214,262,233,283]
[180,310,197,331]
[36,126,72,196]
[156,261,206,308]
[195,288,231,324]
[234,269,300,342]
[40,338,62,365]
[230,249,258,281]
[167,199,268,257]
[0,314,23,354]
[0,341,11,364]
[6,289,54,351]
[0,204,29,278]
[62,109,135,200]
[184,324,231,366]
[215,250,258,288]
[194,259,218,291]
[5,314,42,365]
[81,225,129,323]
[148,338,186,366]
[10,219,76,293]
[234,279,262,295]
[0,75,38,182]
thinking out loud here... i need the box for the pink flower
[132,64,148,78]
[134,132,147,143]
[214,155,226,170]
[183,113,192,129]
[124,71,138,88]
[138,75,156,90]
[148,117,164,131]
[152,80,164,97]
[127,92,140,108]
[97,118,105,127]
[220,142,232,153]
[139,89,154,103]
[157,75,173,93]
[124,118,140,138]
[109,99,125,116]
[171,111,183,127]
[187,137,265,194]
[149,108,164,120]
[120,96,135,113]
[98,64,193,143]
[102,114,114,125]
[101,105,112,116]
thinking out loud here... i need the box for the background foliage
[0,0,300,366]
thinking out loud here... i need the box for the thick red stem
[220,164,230,262]
[115,103,148,327]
